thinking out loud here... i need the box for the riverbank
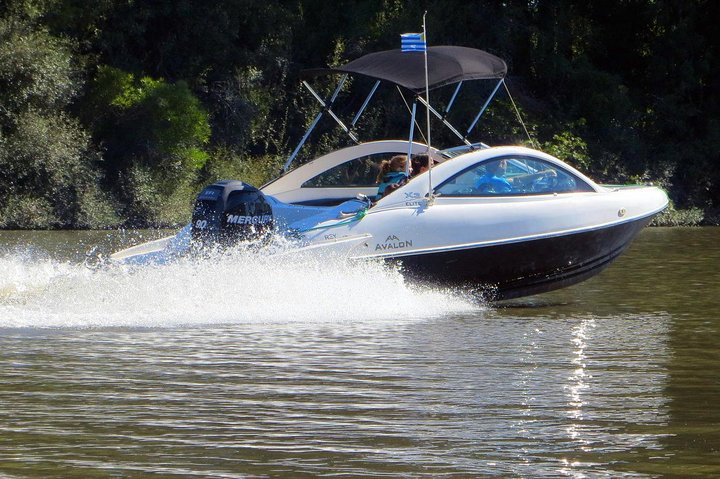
[650,205,711,227]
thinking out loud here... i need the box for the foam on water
[0,245,481,328]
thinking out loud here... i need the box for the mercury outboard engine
[190,180,274,248]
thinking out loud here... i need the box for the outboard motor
[191,180,274,248]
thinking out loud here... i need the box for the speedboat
[111,46,668,300]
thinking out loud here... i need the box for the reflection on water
[0,315,672,478]
[1,227,719,478]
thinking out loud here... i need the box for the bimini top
[302,46,507,94]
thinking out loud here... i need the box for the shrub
[89,66,211,183]
[0,17,78,116]
[0,195,56,229]
[651,203,704,227]
[1,110,118,228]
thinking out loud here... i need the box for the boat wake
[0,244,480,329]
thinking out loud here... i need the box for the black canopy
[302,46,506,94]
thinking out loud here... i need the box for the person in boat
[410,153,438,177]
[474,159,558,193]
[474,159,513,193]
[376,155,410,199]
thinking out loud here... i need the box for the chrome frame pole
[283,75,350,172]
[303,76,357,142]
[406,99,417,176]
[465,78,504,140]
[351,80,381,128]
[443,81,463,117]
[417,96,471,145]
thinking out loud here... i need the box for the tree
[82,66,211,225]
[0,13,116,228]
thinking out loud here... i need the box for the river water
[0,227,718,478]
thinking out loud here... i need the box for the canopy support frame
[416,95,471,146]
[351,80,381,128]
[284,47,509,172]
[464,78,504,141]
[443,81,463,117]
[283,75,352,172]
[407,99,418,176]
[303,77,358,143]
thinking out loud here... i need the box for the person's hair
[411,153,430,177]
[377,155,407,182]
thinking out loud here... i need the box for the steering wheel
[531,172,558,192]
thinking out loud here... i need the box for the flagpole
[423,12,433,204]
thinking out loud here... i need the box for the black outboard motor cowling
[191,180,274,247]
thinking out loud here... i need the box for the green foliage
[477,95,539,147]
[89,66,210,173]
[118,164,195,227]
[0,195,55,229]
[0,12,117,229]
[1,0,719,228]
[208,66,287,154]
[0,110,118,228]
[651,203,704,227]
[541,127,590,171]
[0,16,78,117]
[199,147,285,189]
[82,66,211,225]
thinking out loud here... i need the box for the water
[1,228,718,478]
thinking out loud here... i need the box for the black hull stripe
[378,215,653,300]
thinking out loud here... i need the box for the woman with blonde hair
[375,155,409,200]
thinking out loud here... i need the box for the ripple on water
[1,230,701,477]
[1,310,673,477]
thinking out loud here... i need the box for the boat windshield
[435,156,595,196]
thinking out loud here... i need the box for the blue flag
[401,33,426,52]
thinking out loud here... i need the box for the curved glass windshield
[435,156,594,196]
[302,153,390,188]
